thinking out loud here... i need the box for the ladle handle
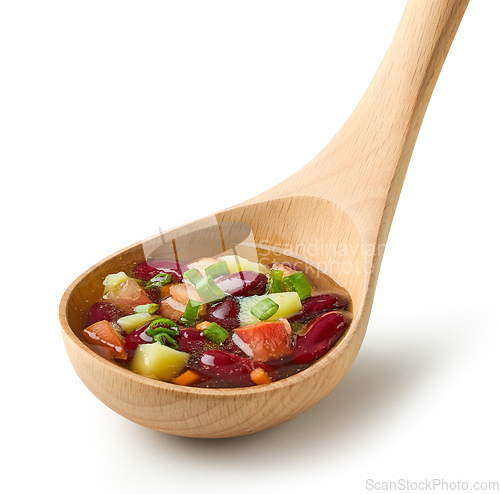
[271,0,470,242]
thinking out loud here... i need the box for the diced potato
[217,255,269,275]
[117,313,160,334]
[131,342,189,382]
[103,272,129,295]
[239,292,302,326]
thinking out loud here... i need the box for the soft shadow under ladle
[60,0,470,437]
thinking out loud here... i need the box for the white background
[1,1,499,493]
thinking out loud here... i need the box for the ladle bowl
[59,0,470,438]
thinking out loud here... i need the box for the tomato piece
[103,278,152,315]
[234,319,293,362]
[82,320,127,360]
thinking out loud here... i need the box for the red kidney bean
[288,311,348,365]
[124,322,153,352]
[177,329,207,355]
[288,293,348,324]
[88,302,124,326]
[194,350,257,387]
[206,298,240,330]
[133,259,188,283]
[215,271,267,297]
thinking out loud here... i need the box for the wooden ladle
[59,0,469,438]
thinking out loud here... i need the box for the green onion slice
[203,322,230,345]
[250,297,279,321]
[145,272,172,290]
[283,271,312,300]
[183,268,203,285]
[180,299,203,325]
[195,276,226,303]
[134,303,159,315]
[265,269,287,294]
[204,261,230,280]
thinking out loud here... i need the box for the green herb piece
[204,261,230,280]
[134,303,159,315]
[180,299,203,325]
[183,268,203,285]
[153,332,179,349]
[145,272,172,290]
[283,271,312,300]
[203,322,230,344]
[265,269,287,294]
[146,318,179,349]
[250,297,279,321]
[147,318,179,335]
[195,275,226,303]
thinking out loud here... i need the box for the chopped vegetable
[238,292,302,326]
[217,255,269,275]
[150,331,178,349]
[250,297,280,321]
[195,321,211,330]
[130,342,189,381]
[82,320,127,360]
[183,268,203,285]
[147,317,179,348]
[283,271,312,300]
[195,276,226,303]
[160,284,174,299]
[250,368,272,385]
[117,312,159,334]
[134,303,159,315]
[180,299,203,325]
[270,262,297,277]
[160,296,186,321]
[102,272,129,295]
[103,278,152,315]
[234,319,293,361]
[204,261,230,280]
[172,369,202,386]
[145,272,172,290]
[203,322,230,344]
[186,257,219,276]
[170,283,204,305]
[265,268,287,294]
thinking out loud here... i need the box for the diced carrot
[195,321,211,331]
[172,369,202,386]
[250,368,272,385]
[82,320,127,360]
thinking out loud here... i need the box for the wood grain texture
[59,0,469,438]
